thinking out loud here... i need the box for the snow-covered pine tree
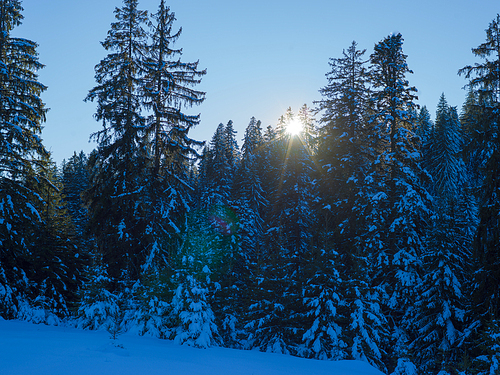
[472,319,500,375]
[169,209,227,349]
[432,99,477,241]
[84,0,149,282]
[198,121,238,209]
[135,2,207,334]
[314,41,388,370]
[245,238,293,354]
[222,117,267,348]
[458,90,482,257]
[233,118,266,265]
[301,244,348,360]
[191,120,242,346]
[133,273,172,339]
[297,104,317,151]
[248,108,317,355]
[426,94,466,201]
[78,261,119,331]
[0,0,57,319]
[175,202,238,346]
[415,106,433,180]
[409,95,471,374]
[140,0,206,275]
[244,116,288,354]
[411,212,468,375]
[456,90,481,250]
[223,120,241,175]
[171,268,219,349]
[20,155,83,323]
[62,151,91,258]
[415,106,433,145]
[458,14,500,372]
[314,42,372,274]
[362,33,432,372]
[459,88,484,192]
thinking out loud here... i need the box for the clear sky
[14,0,500,164]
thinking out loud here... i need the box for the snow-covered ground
[0,318,384,375]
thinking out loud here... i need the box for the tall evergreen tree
[270,108,316,287]
[26,155,82,321]
[62,151,90,256]
[247,108,317,355]
[0,3,81,321]
[459,14,500,372]
[130,1,207,339]
[198,121,237,209]
[140,0,206,274]
[410,95,470,374]
[84,0,149,282]
[415,105,433,179]
[363,33,432,372]
[192,120,241,346]
[223,119,240,174]
[315,40,372,270]
[459,89,483,191]
[314,41,388,369]
[297,104,317,151]
[224,117,267,347]
[426,94,466,202]
[0,0,51,318]
[235,118,266,253]
[411,211,469,375]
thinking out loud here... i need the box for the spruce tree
[78,261,119,330]
[190,121,241,346]
[62,151,90,257]
[84,0,149,282]
[411,212,469,374]
[25,155,82,321]
[460,89,483,191]
[301,244,348,360]
[457,89,481,246]
[0,0,52,318]
[426,94,466,202]
[140,0,206,274]
[410,96,471,373]
[171,269,219,348]
[129,0,207,339]
[363,33,432,372]
[459,14,500,371]
[227,117,267,347]
[0,3,82,321]
[198,121,238,209]
[415,106,433,179]
[314,41,387,369]
[248,108,317,355]
[315,41,372,279]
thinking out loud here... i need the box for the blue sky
[15,0,500,163]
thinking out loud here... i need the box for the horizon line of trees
[2,1,500,374]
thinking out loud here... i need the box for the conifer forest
[2,0,500,374]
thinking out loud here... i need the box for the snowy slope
[0,318,384,375]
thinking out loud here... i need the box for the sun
[286,118,303,136]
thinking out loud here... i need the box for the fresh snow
[0,318,384,375]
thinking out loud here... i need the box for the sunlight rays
[286,118,303,136]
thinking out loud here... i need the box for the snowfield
[0,318,384,375]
